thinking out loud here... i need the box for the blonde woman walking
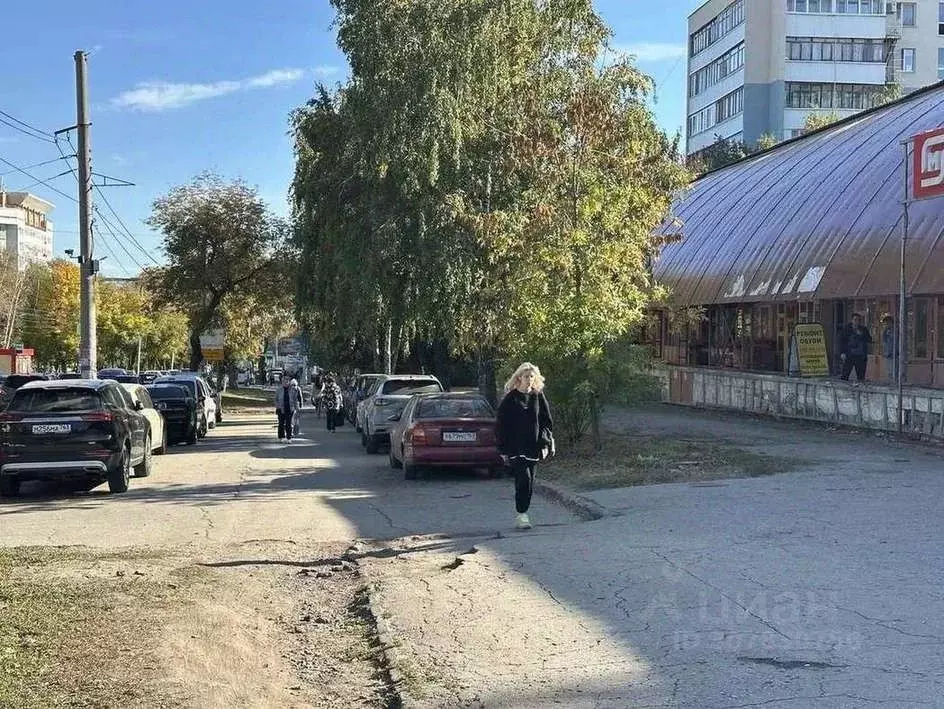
[495,362,554,530]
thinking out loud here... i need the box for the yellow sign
[795,323,829,377]
[203,347,225,363]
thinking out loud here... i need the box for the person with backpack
[495,362,554,530]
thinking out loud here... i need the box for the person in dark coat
[495,362,554,530]
[840,313,872,383]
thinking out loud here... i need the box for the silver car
[361,375,443,454]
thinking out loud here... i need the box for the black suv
[0,379,150,497]
[146,383,198,445]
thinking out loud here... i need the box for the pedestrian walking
[290,377,303,436]
[274,377,302,442]
[322,375,343,433]
[840,313,872,383]
[495,362,554,530]
[881,314,903,383]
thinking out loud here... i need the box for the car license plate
[443,431,476,442]
[32,424,71,435]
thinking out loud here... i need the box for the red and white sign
[913,127,944,200]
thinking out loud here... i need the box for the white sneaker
[516,513,532,530]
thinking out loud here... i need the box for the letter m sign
[913,127,944,200]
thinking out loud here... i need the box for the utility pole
[75,50,97,378]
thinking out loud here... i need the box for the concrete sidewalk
[361,406,944,707]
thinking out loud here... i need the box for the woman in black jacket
[495,362,553,530]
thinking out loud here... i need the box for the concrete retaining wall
[657,366,944,440]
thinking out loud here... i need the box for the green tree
[803,111,841,133]
[145,173,291,371]
[690,134,747,173]
[20,260,80,370]
[755,133,779,151]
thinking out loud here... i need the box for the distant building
[686,0,943,157]
[0,190,54,269]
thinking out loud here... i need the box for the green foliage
[690,135,747,173]
[145,172,292,370]
[756,133,779,151]
[292,0,688,425]
[803,111,841,133]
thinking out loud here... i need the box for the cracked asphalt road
[0,409,575,548]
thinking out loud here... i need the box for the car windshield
[9,387,102,412]
[381,380,441,395]
[416,398,493,419]
[148,385,191,400]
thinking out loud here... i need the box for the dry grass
[541,432,798,491]
[0,548,190,709]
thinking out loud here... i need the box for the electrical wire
[0,156,70,177]
[0,110,55,143]
[0,154,78,203]
[93,206,145,272]
[92,221,134,278]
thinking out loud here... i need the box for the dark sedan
[146,384,198,445]
[0,373,50,410]
[387,393,502,480]
[0,379,150,496]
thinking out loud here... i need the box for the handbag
[539,428,556,462]
[335,409,346,427]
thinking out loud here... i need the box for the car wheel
[389,449,402,469]
[134,435,153,478]
[198,415,208,439]
[107,446,131,493]
[0,477,19,497]
[156,427,168,456]
[403,463,418,480]
[365,434,380,455]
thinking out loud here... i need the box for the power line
[93,206,145,272]
[0,154,78,203]
[0,156,69,177]
[61,133,159,267]
[0,109,55,143]
[93,222,134,278]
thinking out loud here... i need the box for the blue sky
[0,0,698,278]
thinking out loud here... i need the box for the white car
[361,375,444,454]
[121,383,168,455]
[152,375,217,438]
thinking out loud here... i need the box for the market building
[654,80,944,394]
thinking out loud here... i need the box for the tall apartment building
[0,191,54,269]
[686,0,944,157]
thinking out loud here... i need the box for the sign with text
[913,127,944,200]
[200,329,225,363]
[794,323,829,377]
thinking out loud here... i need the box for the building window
[788,0,835,11]
[687,87,743,136]
[899,2,916,25]
[902,48,916,72]
[938,47,944,78]
[689,42,745,97]
[690,0,745,57]
[835,0,883,13]
[786,37,885,63]
[940,1,944,34]
[786,82,885,110]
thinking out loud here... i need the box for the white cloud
[313,65,341,77]
[110,68,307,111]
[612,42,688,62]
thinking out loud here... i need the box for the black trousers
[326,409,338,431]
[841,355,867,382]
[510,457,537,513]
[277,410,295,439]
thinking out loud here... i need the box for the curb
[364,580,418,709]
[534,480,609,521]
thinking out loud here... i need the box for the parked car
[169,371,223,423]
[97,368,129,380]
[0,379,151,496]
[109,374,141,384]
[361,374,444,454]
[387,393,501,479]
[140,370,162,385]
[121,384,168,455]
[0,373,50,410]
[152,375,217,437]
[146,383,199,445]
[348,373,384,426]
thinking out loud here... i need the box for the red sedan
[387,393,503,480]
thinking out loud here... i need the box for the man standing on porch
[840,313,872,383]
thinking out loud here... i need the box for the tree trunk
[188,330,203,372]
[384,320,392,374]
